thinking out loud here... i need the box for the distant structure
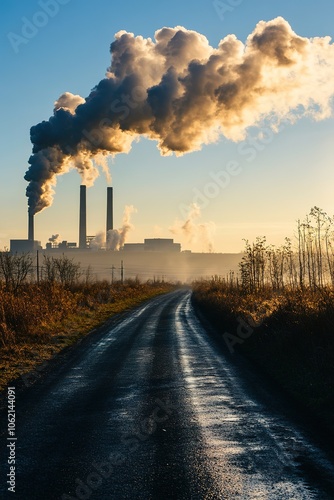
[122,243,146,252]
[10,239,41,253]
[11,185,182,254]
[28,212,34,242]
[79,185,87,250]
[10,209,41,253]
[45,241,77,250]
[123,238,181,253]
[106,186,113,246]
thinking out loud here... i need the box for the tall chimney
[106,187,113,246]
[28,211,34,241]
[79,185,87,249]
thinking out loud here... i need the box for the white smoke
[48,233,60,243]
[90,231,105,250]
[169,203,216,252]
[107,205,137,250]
[25,18,334,214]
[54,92,85,115]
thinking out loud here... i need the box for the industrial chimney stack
[79,185,87,249]
[106,187,113,246]
[28,211,34,241]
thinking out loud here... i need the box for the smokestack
[28,211,34,241]
[79,185,87,249]
[106,187,113,245]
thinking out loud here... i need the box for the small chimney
[79,185,87,249]
[106,187,113,246]
[28,211,34,241]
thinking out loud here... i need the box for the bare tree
[42,255,81,288]
[240,237,267,292]
[43,255,57,284]
[0,252,33,293]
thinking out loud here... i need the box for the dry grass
[0,280,177,391]
[192,279,334,429]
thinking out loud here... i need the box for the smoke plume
[25,17,334,214]
[90,231,105,250]
[48,233,60,243]
[107,205,137,250]
[169,203,216,252]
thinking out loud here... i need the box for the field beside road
[0,268,177,391]
[192,279,334,433]
[1,290,334,499]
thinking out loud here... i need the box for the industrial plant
[10,185,181,254]
[123,239,181,253]
[7,182,243,282]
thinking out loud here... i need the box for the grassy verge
[192,280,334,432]
[0,281,177,392]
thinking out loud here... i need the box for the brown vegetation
[0,253,177,391]
[192,207,334,430]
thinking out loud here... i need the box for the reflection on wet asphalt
[1,290,334,499]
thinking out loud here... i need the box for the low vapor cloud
[169,203,216,252]
[107,205,137,251]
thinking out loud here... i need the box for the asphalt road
[1,289,334,499]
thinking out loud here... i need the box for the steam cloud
[107,205,137,251]
[90,231,105,251]
[48,233,60,243]
[170,203,216,252]
[25,17,334,214]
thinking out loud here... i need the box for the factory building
[10,239,41,253]
[10,185,181,254]
[123,238,181,253]
[10,208,41,253]
[10,184,112,253]
[144,239,181,252]
[45,241,77,250]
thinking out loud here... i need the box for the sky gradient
[1,0,334,252]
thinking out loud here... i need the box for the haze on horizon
[1,0,334,253]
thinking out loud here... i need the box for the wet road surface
[1,290,334,499]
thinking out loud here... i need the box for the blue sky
[1,0,334,252]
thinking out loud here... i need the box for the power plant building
[10,185,181,254]
[10,239,41,253]
[10,209,41,253]
[123,238,181,253]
